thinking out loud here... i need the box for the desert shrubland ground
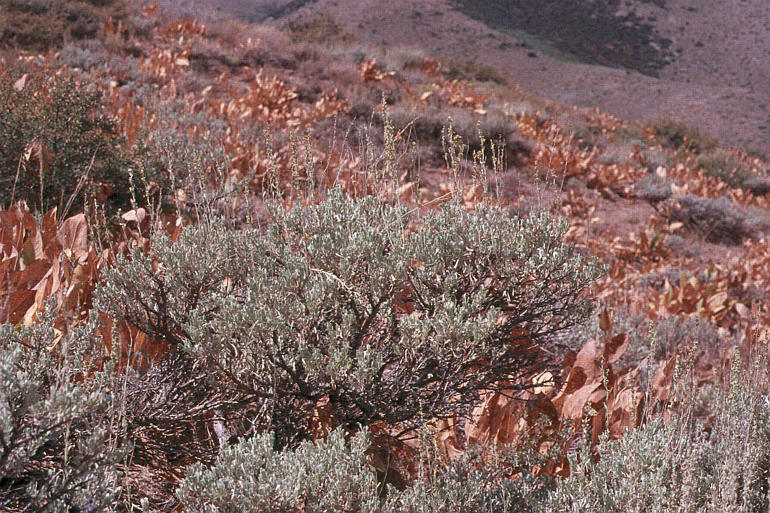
[1,2,770,511]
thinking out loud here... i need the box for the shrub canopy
[0,73,128,214]
[98,190,604,446]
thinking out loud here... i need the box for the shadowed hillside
[241,0,768,155]
[453,0,674,76]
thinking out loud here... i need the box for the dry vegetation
[2,2,770,511]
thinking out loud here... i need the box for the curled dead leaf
[735,302,750,318]
[57,214,88,259]
[652,356,676,403]
[22,141,52,178]
[603,333,629,365]
[13,74,28,91]
[122,208,147,226]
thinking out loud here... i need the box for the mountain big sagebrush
[0,310,121,511]
[97,189,604,447]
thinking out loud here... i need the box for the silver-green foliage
[177,428,381,513]
[548,356,770,513]
[177,428,548,513]
[98,188,603,446]
[96,219,259,346]
[0,309,120,512]
[386,447,549,513]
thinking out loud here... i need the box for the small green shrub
[0,309,121,511]
[548,357,770,512]
[390,104,525,167]
[178,427,549,513]
[696,148,755,189]
[177,428,381,513]
[387,446,550,513]
[632,173,673,204]
[599,140,670,171]
[287,13,357,45]
[59,42,105,70]
[664,194,754,245]
[97,189,603,447]
[0,72,130,213]
[441,58,508,85]
[649,119,716,154]
[95,219,258,346]
[741,176,770,196]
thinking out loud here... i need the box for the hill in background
[210,0,769,156]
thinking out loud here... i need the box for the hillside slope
[1,1,770,508]
[212,0,769,155]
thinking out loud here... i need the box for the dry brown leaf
[735,302,750,318]
[308,396,337,440]
[434,418,464,460]
[57,214,88,258]
[122,208,147,225]
[598,308,611,333]
[652,356,676,402]
[22,141,51,177]
[3,289,36,324]
[603,333,629,365]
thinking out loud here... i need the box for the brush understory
[1,2,770,511]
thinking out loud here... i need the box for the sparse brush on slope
[0,0,130,50]
[663,194,754,245]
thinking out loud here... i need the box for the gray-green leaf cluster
[98,188,603,447]
[178,428,380,513]
[0,309,120,512]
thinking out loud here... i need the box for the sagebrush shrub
[649,119,716,154]
[548,356,770,513]
[178,428,549,513]
[95,219,258,346]
[663,194,753,245]
[178,428,381,513]
[98,188,603,447]
[389,104,524,167]
[0,309,121,511]
[632,173,673,204]
[117,350,241,470]
[386,445,550,513]
[696,148,754,189]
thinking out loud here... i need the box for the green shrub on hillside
[0,73,129,214]
[97,189,603,448]
[649,119,716,154]
[287,13,357,45]
[663,194,753,245]
[695,148,769,194]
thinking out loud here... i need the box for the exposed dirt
[210,0,769,156]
